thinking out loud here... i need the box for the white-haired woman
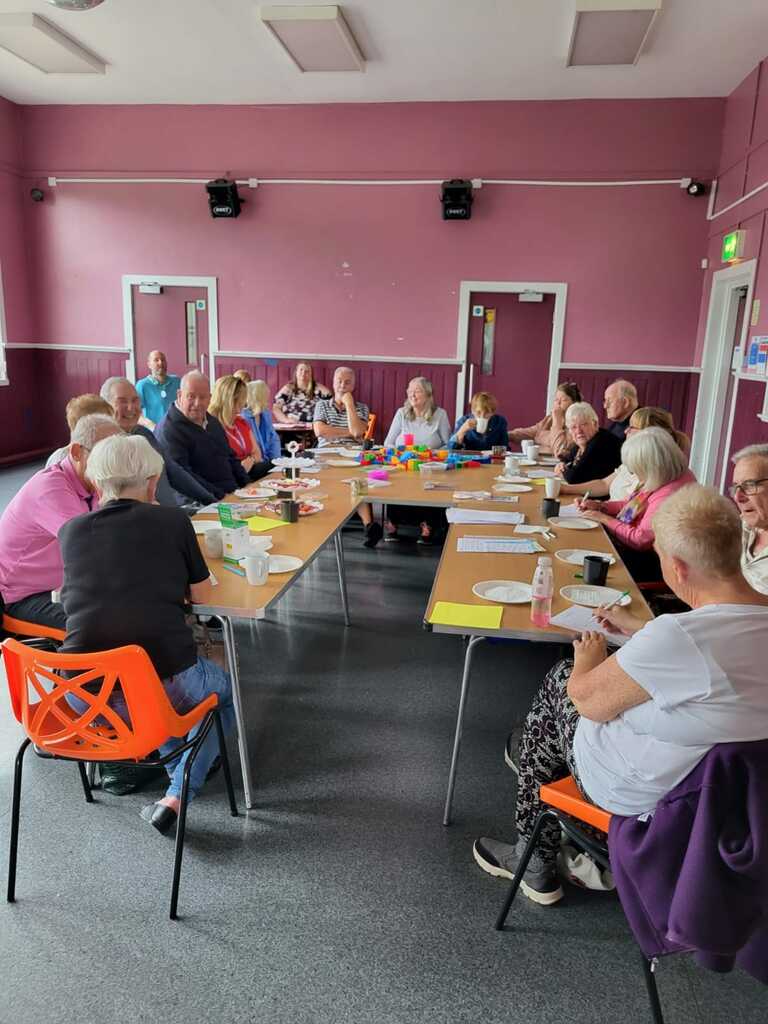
[730,442,768,594]
[384,377,451,449]
[557,402,623,485]
[473,485,768,906]
[579,427,696,580]
[383,378,451,544]
[58,434,235,837]
[242,380,281,462]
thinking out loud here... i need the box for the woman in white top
[559,406,690,502]
[384,377,451,450]
[730,443,768,595]
[472,484,768,906]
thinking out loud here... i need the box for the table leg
[334,530,351,627]
[221,614,256,810]
[443,635,485,827]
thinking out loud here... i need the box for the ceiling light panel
[0,13,105,73]
[567,0,661,67]
[259,5,365,72]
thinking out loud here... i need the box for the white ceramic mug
[545,477,562,499]
[203,529,224,559]
[243,552,269,586]
[475,416,489,434]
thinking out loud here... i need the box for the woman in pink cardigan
[508,381,581,457]
[578,427,697,581]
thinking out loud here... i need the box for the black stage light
[206,178,242,218]
[686,179,707,197]
[441,178,473,220]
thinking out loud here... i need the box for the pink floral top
[601,469,697,550]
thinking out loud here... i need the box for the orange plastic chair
[494,776,665,1024]
[364,413,377,441]
[2,637,238,920]
[2,613,66,645]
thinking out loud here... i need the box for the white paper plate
[519,459,537,466]
[560,585,631,608]
[548,516,599,530]
[555,549,616,566]
[495,475,530,484]
[538,456,560,465]
[234,487,272,499]
[263,477,321,491]
[493,483,533,493]
[268,555,304,574]
[326,459,361,467]
[472,580,533,604]
[192,520,223,535]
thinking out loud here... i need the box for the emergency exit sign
[722,230,745,262]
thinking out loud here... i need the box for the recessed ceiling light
[259,5,365,72]
[0,13,106,73]
[567,0,662,67]
[48,0,106,10]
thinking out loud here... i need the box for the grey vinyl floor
[0,462,766,1024]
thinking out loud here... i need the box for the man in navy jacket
[156,371,249,501]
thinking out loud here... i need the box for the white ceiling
[0,0,766,105]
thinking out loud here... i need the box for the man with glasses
[0,414,121,631]
[730,444,768,594]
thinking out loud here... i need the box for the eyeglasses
[729,478,768,497]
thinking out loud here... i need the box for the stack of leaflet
[446,508,525,525]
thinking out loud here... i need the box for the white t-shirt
[573,604,768,816]
[608,463,638,501]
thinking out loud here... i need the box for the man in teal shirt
[136,350,181,428]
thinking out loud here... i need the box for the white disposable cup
[527,444,540,461]
[243,552,269,586]
[521,440,534,456]
[504,455,519,476]
[475,416,489,433]
[203,529,224,559]
[545,478,562,499]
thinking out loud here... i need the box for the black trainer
[363,522,383,548]
[473,836,564,906]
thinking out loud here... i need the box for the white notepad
[549,605,629,645]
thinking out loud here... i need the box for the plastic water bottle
[530,556,554,628]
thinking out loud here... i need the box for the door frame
[455,280,567,421]
[121,274,219,385]
[690,259,756,486]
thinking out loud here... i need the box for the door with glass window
[131,285,210,381]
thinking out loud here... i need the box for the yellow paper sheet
[246,515,291,533]
[429,601,503,629]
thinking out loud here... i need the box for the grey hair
[621,426,687,492]
[180,370,210,390]
[70,413,122,450]
[100,376,133,405]
[732,443,768,466]
[565,401,599,427]
[334,366,355,380]
[611,379,638,402]
[402,376,437,422]
[653,484,743,579]
[86,434,163,503]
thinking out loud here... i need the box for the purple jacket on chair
[608,740,768,984]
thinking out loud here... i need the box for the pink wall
[695,56,768,466]
[16,98,722,366]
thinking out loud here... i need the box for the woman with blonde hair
[384,376,451,449]
[579,427,697,580]
[273,361,331,424]
[449,392,509,451]
[209,374,270,480]
[560,406,690,501]
[242,380,281,462]
[508,381,581,457]
[233,369,252,385]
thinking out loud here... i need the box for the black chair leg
[494,810,555,930]
[213,709,239,818]
[87,762,99,788]
[169,714,214,921]
[7,738,31,903]
[641,955,666,1024]
[77,762,94,803]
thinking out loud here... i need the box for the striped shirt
[314,397,369,446]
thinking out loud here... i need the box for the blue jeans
[68,656,235,801]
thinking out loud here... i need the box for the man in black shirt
[155,371,249,500]
[603,379,639,441]
[59,433,235,835]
